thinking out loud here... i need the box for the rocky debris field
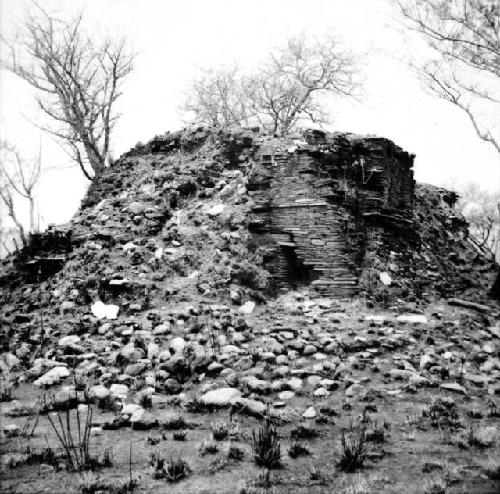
[1,127,499,493]
[1,296,500,493]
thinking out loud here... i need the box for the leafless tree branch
[183,34,360,135]
[0,2,135,179]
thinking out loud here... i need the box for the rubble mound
[0,127,497,359]
[0,127,496,311]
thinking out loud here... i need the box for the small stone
[279,390,295,400]
[396,314,428,324]
[124,363,146,377]
[306,375,322,387]
[91,301,119,320]
[409,374,430,387]
[345,383,367,398]
[110,383,129,398]
[152,323,170,335]
[89,385,110,402]
[474,426,498,447]
[163,378,182,394]
[60,301,75,314]
[419,354,433,370]
[483,343,495,354]
[169,337,186,354]
[2,353,20,369]
[147,342,160,360]
[207,362,224,374]
[288,377,303,391]
[3,424,20,437]
[122,403,143,416]
[130,409,157,429]
[379,272,392,286]
[313,387,329,397]
[242,376,270,394]
[239,301,255,314]
[230,397,267,417]
[440,383,466,394]
[34,366,70,387]
[128,201,145,215]
[303,344,317,356]
[59,335,81,347]
[302,406,316,419]
[207,204,225,217]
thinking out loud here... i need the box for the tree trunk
[84,142,105,176]
[29,196,35,233]
[490,268,500,301]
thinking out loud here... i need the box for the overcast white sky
[1,0,499,230]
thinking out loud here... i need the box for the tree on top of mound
[183,34,361,136]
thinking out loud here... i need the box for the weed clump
[150,451,190,482]
[227,444,245,461]
[484,457,500,480]
[173,430,187,441]
[137,390,152,409]
[160,413,187,430]
[239,470,273,494]
[423,476,446,494]
[251,419,281,469]
[199,439,219,456]
[290,424,318,440]
[336,427,370,472]
[423,398,461,430]
[0,377,13,402]
[79,472,138,493]
[210,419,229,441]
[288,441,310,458]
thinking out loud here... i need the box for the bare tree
[0,140,41,245]
[250,35,359,134]
[397,0,500,299]
[458,183,500,254]
[396,0,500,153]
[183,66,252,128]
[1,2,134,180]
[183,34,360,135]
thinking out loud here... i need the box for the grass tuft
[227,444,245,461]
[199,439,219,456]
[336,426,370,472]
[150,451,190,482]
[251,419,281,469]
[210,419,229,441]
[288,441,310,458]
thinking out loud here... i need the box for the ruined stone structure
[3,127,491,304]
[247,130,415,297]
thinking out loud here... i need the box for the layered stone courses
[248,131,415,297]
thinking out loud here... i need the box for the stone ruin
[1,126,495,303]
[247,130,415,297]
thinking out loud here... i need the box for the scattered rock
[200,387,241,407]
[440,383,466,394]
[239,301,255,314]
[34,366,70,387]
[91,301,119,320]
[302,406,316,419]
